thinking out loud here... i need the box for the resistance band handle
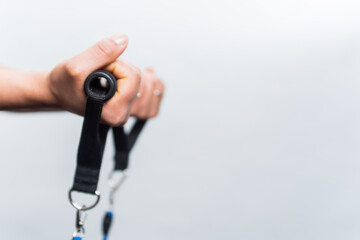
[84,71,117,102]
[71,70,117,195]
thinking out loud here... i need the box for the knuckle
[106,114,117,126]
[149,110,158,118]
[130,105,138,115]
[154,78,162,86]
[139,80,147,93]
[123,89,136,102]
[141,71,149,81]
[64,61,82,78]
[138,111,148,119]
[151,79,157,88]
[134,70,141,82]
[124,80,141,103]
[128,67,141,80]
[107,113,125,126]
[104,106,127,126]
[131,101,143,114]
[122,61,141,83]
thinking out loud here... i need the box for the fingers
[149,77,165,118]
[65,34,128,79]
[132,70,154,118]
[101,60,141,126]
[48,34,144,126]
[131,68,165,119]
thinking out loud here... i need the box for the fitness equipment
[102,120,147,240]
[68,70,146,240]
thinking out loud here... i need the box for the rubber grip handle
[84,70,117,101]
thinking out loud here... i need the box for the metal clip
[68,189,101,211]
[72,208,87,238]
[68,189,100,238]
[107,170,128,208]
[76,209,87,229]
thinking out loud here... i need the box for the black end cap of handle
[84,70,117,101]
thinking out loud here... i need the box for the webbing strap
[113,119,147,170]
[71,70,117,195]
[72,98,109,193]
[101,119,147,239]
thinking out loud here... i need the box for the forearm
[0,67,57,110]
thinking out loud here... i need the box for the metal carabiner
[108,169,128,191]
[72,209,87,239]
[76,209,87,229]
[68,190,98,239]
[107,169,128,207]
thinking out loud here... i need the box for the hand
[47,34,141,126]
[130,68,165,119]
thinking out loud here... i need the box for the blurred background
[1,0,360,239]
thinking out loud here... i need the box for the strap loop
[70,70,117,196]
[113,120,147,171]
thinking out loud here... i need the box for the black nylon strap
[101,119,147,239]
[112,126,128,170]
[128,119,147,150]
[71,71,117,194]
[112,119,147,171]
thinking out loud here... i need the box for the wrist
[26,71,59,108]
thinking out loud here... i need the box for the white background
[1,0,360,239]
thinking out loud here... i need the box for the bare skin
[131,68,165,119]
[0,34,165,124]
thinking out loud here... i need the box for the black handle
[84,70,117,101]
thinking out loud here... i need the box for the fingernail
[111,34,128,47]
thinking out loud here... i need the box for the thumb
[66,34,128,77]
